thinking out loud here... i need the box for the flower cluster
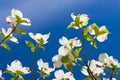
[0,8,119,80]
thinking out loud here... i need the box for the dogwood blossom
[102,78,116,80]
[37,59,54,74]
[6,9,31,27]
[52,70,75,80]
[0,70,4,80]
[71,13,90,29]
[52,54,62,68]
[99,53,120,68]
[29,32,50,44]
[81,60,104,76]
[7,60,31,74]
[89,26,109,42]
[1,28,18,43]
[58,36,81,56]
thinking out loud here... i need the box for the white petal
[6,28,12,36]
[10,37,19,43]
[71,13,76,21]
[80,14,90,26]
[99,53,108,63]
[37,59,44,69]
[64,72,75,80]
[21,67,31,74]
[42,33,50,44]
[89,26,95,35]
[58,45,70,56]
[11,9,23,17]
[6,16,17,27]
[59,36,68,45]
[11,60,22,71]
[29,32,42,41]
[6,64,15,73]
[81,66,89,76]
[0,70,2,77]
[20,18,31,26]
[94,67,104,76]
[97,34,108,42]
[1,28,6,36]
[54,70,64,79]
[52,55,62,68]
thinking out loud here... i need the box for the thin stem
[31,44,39,80]
[79,28,97,80]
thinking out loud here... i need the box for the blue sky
[0,0,120,79]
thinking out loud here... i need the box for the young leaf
[43,74,50,79]
[0,32,5,38]
[77,57,82,62]
[1,43,11,51]
[61,55,69,63]
[65,62,73,71]
[90,41,97,48]
[75,14,80,27]
[17,78,24,80]
[3,70,14,76]
[10,78,16,80]
[15,28,26,34]
[91,23,99,36]
[38,45,45,51]
[25,40,34,48]
[84,35,93,41]
[37,38,44,45]
[73,48,82,58]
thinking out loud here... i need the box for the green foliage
[0,32,5,38]
[17,78,24,80]
[90,41,97,48]
[15,28,26,34]
[61,55,69,63]
[4,70,14,76]
[77,57,82,62]
[43,74,50,79]
[1,43,11,51]
[37,38,44,45]
[73,48,82,58]
[38,45,45,51]
[25,40,34,48]
[11,78,16,80]
[65,62,73,71]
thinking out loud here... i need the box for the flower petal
[54,70,64,79]
[11,9,23,17]
[59,36,68,45]
[11,60,22,71]
[20,18,31,26]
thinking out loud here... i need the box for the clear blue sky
[0,0,120,79]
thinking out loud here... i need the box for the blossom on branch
[6,9,31,27]
[52,70,75,80]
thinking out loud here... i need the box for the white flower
[6,9,31,27]
[1,28,18,43]
[52,54,62,68]
[71,13,90,29]
[58,36,81,56]
[37,59,54,74]
[7,60,31,74]
[29,32,50,44]
[52,70,75,80]
[99,53,120,68]
[81,60,104,76]
[89,26,109,42]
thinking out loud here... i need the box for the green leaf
[43,74,50,79]
[1,43,10,51]
[73,48,82,58]
[99,29,110,35]
[90,41,97,48]
[85,76,92,80]
[31,47,36,53]
[25,40,34,48]
[11,78,16,80]
[67,23,74,29]
[15,28,26,34]
[83,26,90,36]
[116,70,120,74]
[15,15,21,24]
[77,57,82,61]
[61,55,69,63]
[17,78,24,80]
[91,23,99,36]
[20,20,28,24]
[75,14,80,27]
[0,32,5,38]
[65,62,73,71]
[84,35,93,41]
[38,45,45,51]
[16,71,24,76]
[3,70,14,76]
